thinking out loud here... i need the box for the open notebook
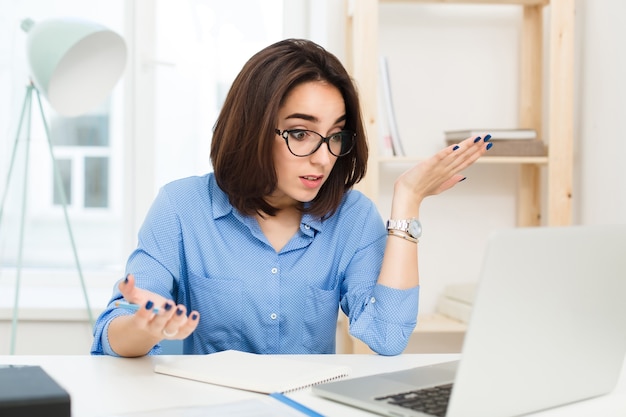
[154,349,350,394]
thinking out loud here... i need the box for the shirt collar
[209,173,234,220]
[209,172,324,234]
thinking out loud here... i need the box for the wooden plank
[348,0,380,200]
[379,156,549,164]
[519,5,543,134]
[517,4,544,226]
[379,0,549,6]
[547,0,574,225]
[518,164,542,225]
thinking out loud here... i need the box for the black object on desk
[0,365,70,417]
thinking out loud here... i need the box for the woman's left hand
[394,135,491,207]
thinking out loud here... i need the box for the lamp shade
[21,17,127,117]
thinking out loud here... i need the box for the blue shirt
[91,173,419,356]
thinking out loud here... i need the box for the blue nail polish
[145,300,154,310]
[164,303,172,311]
[191,313,198,320]
[459,177,467,182]
[484,134,492,142]
[486,142,493,150]
[453,145,460,151]
[124,275,129,284]
[176,308,183,316]
[473,136,481,143]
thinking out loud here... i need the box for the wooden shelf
[380,0,549,5]
[379,156,549,165]
[345,0,574,227]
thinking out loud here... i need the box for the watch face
[408,219,422,238]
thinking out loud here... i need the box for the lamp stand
[0,82,94,354]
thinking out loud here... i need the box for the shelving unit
[345,0,574,227]
[341,0,574,354]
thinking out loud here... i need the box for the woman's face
[269,81,345,209]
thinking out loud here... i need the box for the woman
[91,39,490,357]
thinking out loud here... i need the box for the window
[50,106,111,209]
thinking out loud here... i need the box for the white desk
[1,354,624,417]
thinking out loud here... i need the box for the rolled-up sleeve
[338,193,420,356]
[349,284,419,356]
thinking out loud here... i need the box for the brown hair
[210,38,368,219]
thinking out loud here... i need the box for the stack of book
[435,282,477,324]
[444,129,547,157]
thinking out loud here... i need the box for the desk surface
[1,354,624,417]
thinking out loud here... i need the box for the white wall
[576,0,626,224]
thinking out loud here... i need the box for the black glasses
[275,129,356,157]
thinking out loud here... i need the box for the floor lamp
[0,17,126,354]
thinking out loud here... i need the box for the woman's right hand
[108,274,200,357]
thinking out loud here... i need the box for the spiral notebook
[154,350,351,394]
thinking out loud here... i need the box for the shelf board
[414,313,467,333]
[379,0,549,6]
[379,155,549,165]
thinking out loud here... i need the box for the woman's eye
[290,130,308,141]
[329,132,343,143]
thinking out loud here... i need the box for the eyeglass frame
[274,128,356,157]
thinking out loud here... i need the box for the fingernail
[191,313,198,320]
[124,275,129,284]
[459,177,467,182]
[453,145,460,151]
[484,134,492,142]
[473,136,482,143]
[164,303,172,311]
[176,308,183,316]
[145,300,154,310]
[486,142,494,150]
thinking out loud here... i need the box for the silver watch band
[386,219,411,233]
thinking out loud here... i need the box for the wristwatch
[386,218,422,242]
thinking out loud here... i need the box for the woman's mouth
[300,175,323,189]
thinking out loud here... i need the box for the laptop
[314,225,626,417]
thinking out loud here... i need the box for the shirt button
[270,313,277,320]
[370,297,376,304]
[271,267,278,274]
[304,224,311,230]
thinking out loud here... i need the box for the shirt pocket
[301,284,340,353]
[188,272,243,350]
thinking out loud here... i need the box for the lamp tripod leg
[34,89,95,329]
[3,85,35,355]
[0,85,33,230]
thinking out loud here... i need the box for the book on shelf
[444,128,537,141]
[154,349,351,394]
[377,84,394,157]
[445,138,547,157]
[435,282,477,324]
[378,56,405,156]
[436,296,473,324]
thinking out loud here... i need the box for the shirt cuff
[368,283,420,323]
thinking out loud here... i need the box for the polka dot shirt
[91,173,419,356]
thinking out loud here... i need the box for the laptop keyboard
[375,383,453,417]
